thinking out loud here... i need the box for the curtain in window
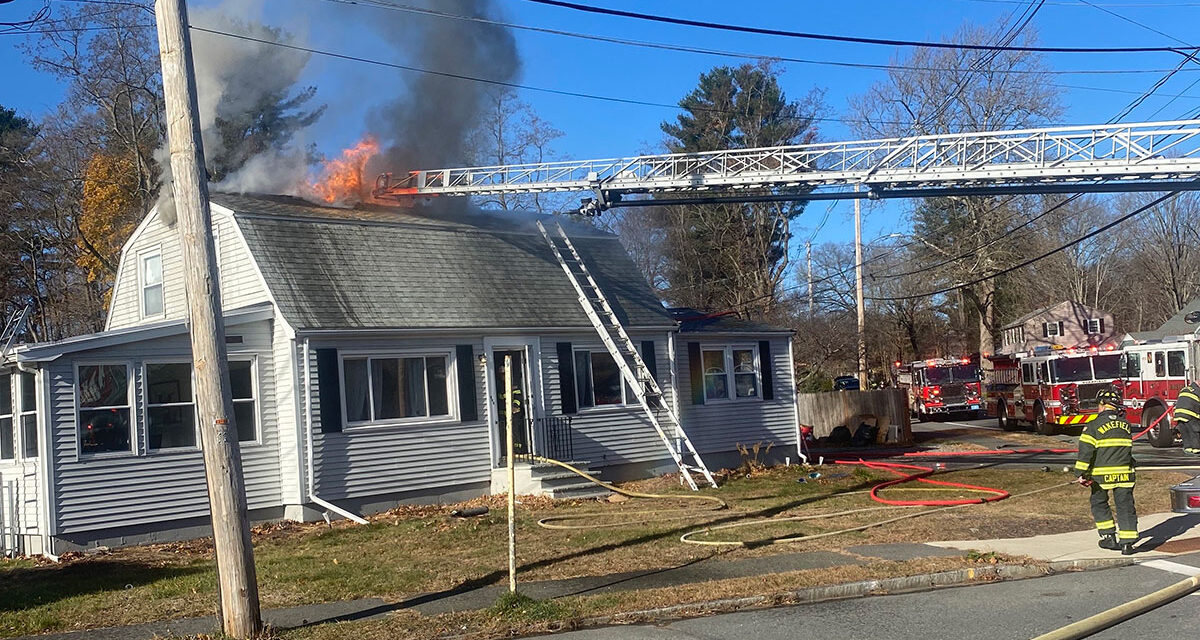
[344,358,369,422]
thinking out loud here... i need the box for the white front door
[483,337,544,467]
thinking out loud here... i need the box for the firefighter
[1175,379,1200,455]
[1075,388,1138,555]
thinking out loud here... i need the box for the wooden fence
[796,388,913,444]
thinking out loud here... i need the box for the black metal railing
[510,415,575,463]
[538,416,575,462]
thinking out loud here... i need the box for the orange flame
[309,136,380,204]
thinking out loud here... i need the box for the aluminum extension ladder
[1,306,30,360]
[537,220,717,490]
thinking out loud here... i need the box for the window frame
[338,350,458,429]
[18,371,37,459]
[228,356,262,446]
[700,345,763,404]
[0,373,14,462]
[142,360,199,453]
[1168,349,1187,378]
[572,348,635,411]
[1087,317,1103,335]
[139,247,165,320]
[74,361,136,458]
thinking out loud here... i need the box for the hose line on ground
[1031,572,1200,640]
[529,456,727,530]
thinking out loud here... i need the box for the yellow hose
[529,456,727,530]
[1031,573,1200,640]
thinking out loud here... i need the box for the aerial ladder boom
[374,119,1200,212]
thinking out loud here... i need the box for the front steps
[490,460,611,500]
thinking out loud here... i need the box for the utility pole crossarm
[374,120,1200,205]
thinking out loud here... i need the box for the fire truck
[895,357,982,421]
[985,345,1122,435]
[1118,335,1199,447]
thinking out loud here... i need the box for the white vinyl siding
[107,207,271,331]
[140,251,164,318]
[678,337,797,456]
[307,336,489,501]
[48,319,283,536]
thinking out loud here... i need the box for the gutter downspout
[301,338,368,525]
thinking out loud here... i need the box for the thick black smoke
[366,0,521,177]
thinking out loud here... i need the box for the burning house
[0,191,799,555]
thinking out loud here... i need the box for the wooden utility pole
[854,186,867,388]
[154,1,262,636]
[505,355,517,593]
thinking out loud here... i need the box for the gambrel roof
[212,193,675,331]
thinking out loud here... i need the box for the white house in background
[0,193,798,556]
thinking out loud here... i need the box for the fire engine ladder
[536,220,717,490]
[1,305,30,361]
[375,120,1200,211]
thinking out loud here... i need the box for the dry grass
[0,463,1188,639]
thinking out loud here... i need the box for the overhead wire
[522,0,1199,55]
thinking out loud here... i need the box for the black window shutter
[759,340,774,400]
[456,344,477,422]
[641,340,657,381]
[1058,321,1064,336]
[315,348,342,433]
[1099,318,1106,334]
[1042,322,1049,338]
[556,342,577,414]
[688,342,705,405]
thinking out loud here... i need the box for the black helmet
[1096,388,1122,408]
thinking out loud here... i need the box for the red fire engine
[895,357,982,421]
[985,345,1122,434]
[1118,335,1199,447]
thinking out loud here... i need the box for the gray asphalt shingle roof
[213,193,674,331]
[1141,296,1200,341]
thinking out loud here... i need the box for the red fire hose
[834,459,1011,506]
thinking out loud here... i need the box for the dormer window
[141,252,164,317]
[1087,317,1105,335]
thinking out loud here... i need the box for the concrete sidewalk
[930,511,1200,561]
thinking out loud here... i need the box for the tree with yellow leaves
[77,153,142,286]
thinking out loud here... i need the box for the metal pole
[153,1,261,636]
[505,355,517,594]
[855,186,867,388]
[806,241,813,316]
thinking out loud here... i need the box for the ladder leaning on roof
[1,305,30,361]
[536,220,717,490]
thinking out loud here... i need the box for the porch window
[229,359,258,442]
[342,354,452,425]
[77,364,132,455]
[574,350,625,408]
[141,252,164,317]
[19,372,36,458]
[146,362,196,450]
[1,375,12,460]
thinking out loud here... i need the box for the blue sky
[3,0,1200,249]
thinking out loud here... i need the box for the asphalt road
[907,415,1200,470]
[554,553,1200,640]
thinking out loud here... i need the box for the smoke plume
[366,0,522,176]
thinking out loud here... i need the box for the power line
[313,0,1194,78]
[522,0,1199,55]
[866,190,1181,301]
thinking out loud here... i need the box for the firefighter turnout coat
[1175,381,1200,451]
[1075,409,1135,489]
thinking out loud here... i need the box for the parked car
[833,375,860,391]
